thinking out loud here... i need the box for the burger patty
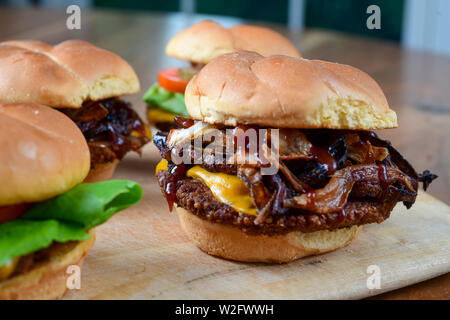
[155,122,437,235]
[0,240,79,281]
[61,98,149,168]
[158,171,396,235]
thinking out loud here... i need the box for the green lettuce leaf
[23,180,143,229]
[0,180,142,266]
[142,83,188,116]
[0,220,89,267]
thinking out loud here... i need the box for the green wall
[196,0,288,24]
[305,0,404,41]
[94,0,405,41]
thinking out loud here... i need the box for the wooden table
[0,7,448,299]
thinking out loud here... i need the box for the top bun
[0,40,140,108]
[166,20,301,64]
[185,51,397,129]
[0,102,90,206]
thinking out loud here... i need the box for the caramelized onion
[284,164,418,214]
[279,129,312,160]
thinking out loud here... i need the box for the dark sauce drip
[174,116,195,128]
[164,163,186,211]
[377,162,389,201]
[310,146,337,174]
[337,208,347,223]
[153,131,170,159]
[358,130,378,140]
[352,139,366,150]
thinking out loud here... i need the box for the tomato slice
[0,203,30,224]
[158,68,189,94]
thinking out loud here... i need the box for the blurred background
[0,0,449,203]
[1,0,449,56]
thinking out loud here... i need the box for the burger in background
[154,51,437,263]
[0,40,150,182]
[0,102,142,299]
[143,20,301,131]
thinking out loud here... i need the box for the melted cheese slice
[147,108,177,124]
[131,125,152,140]
[155,160,257,215]
[187,166,257,215]
[156,159,169,173]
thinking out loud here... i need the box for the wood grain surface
[0,7,448,299]
[62,146,450,300]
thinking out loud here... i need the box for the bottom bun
[177,207,361,263]
[83,160,119,183]
[0,229,95,300]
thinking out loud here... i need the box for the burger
[0,102,142,299]
[154,51,437,263]
[143,20,301,131]
[0,40,150,182]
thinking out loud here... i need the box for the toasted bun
[176,207,361,263]
[185,51,397,129]
[83,159,119,183]
[0,102,90,206]
[0,230,95,300]
[166,20,301,64]
[0,40,139,108]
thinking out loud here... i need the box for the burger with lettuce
[0,102,142,299]
[143,20,301,131]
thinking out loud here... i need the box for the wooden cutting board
[64,144,450,300]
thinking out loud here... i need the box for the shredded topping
[62,98,150,168]
[155,119,437,227]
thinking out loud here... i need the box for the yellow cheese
[0,257,20,281]
[131,124,152,140]
[155,160,257,215]
[147,108,177,124]
[187,166,257,215]
[156,159,168,173]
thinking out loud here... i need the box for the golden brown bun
[83,160,119,183]
[185,51,397,129]
[176,207,361,263]
[166,20,301,64]
[0,102,90,206]
[0,40,139,108]
[0,229,95,300]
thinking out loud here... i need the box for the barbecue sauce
[377,163,389,201]
[164,163,186,211]
[337,208,347,224]
[61,98,149,163]
[174,116,195,128]
[310,146,337,174]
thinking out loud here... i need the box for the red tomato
[158,68,189,94]
[0,203,30,224]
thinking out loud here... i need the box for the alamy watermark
[366,265,381,289]
[66,5,81,30]
[169,127,280,175]
[366,5,381,30]
[66,265,81,290]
